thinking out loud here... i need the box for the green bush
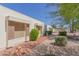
[54,36,67,46]
[59,31,67,36]
[30,29,39,41]
[44,31,52,36]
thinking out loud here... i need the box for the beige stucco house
[0,5,45,49]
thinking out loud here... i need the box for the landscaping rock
[29,39,79,56]
[1,36,79,56]
[0,36,47,56]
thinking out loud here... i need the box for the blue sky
[0,3,59,25]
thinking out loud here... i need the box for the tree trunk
[70,19,75,33]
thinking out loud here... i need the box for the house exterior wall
[0,16,6,49]
[46,25,52,31]
[0,5,45,48]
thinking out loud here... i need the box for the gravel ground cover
[1,35,79,56]
[0,36,47,56]
[29,38,79,56]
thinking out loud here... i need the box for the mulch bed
[0,36,47,56]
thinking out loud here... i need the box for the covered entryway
[25,24,30,41]
[8,20,25,40]
[6,18,30,47]
[35,25,42,36]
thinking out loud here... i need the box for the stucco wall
[0,16,6,48]
[47,25,52,31]
[8,37,25,47]
[0,5,45,48]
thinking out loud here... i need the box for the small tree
[48,3,79,32]
[30,29,39,41]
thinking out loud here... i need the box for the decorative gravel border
[0,36,47,56]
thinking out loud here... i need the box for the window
[8,20,25,40]
[8,21,25,31]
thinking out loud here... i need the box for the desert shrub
[30,29,39,41]
[59,31,67,36]
[44,31,52,36]
[48,31,52,35]
[44,31,47,36]
[54,36,67,46]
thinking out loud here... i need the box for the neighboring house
[45,25,52,31]
[47,25,52,31]
[53,28,64,33]
[0,5,45,49]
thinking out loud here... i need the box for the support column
[5,16,9,48]
[25,24,27,42]
[25,24,29,42]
